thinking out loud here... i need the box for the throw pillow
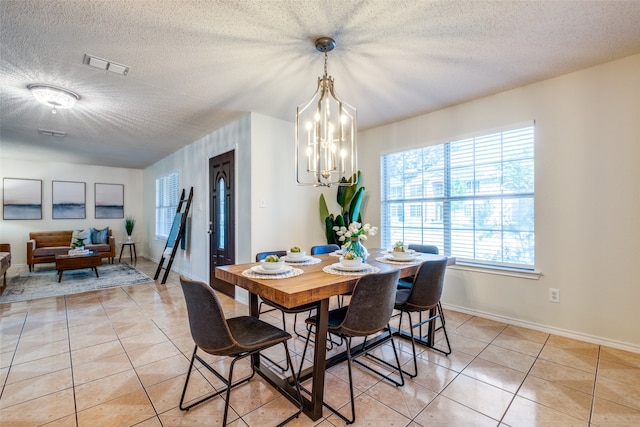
[90,227,110,244]
[71,229,90,247]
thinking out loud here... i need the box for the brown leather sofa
[27,230,116,271]
[0,243,10,287]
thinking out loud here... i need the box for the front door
[209,150,235,297]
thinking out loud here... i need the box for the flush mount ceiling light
[28,84,79,114]
[295,37,357,187]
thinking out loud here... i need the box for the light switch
[259,199,266,208]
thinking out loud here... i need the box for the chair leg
[394,311,419,378]
[257,308,291,373]
[359,327,405,386]
[321,337,356,424]
[179,345,255,412]
[275,341,304,426]
[397,307,452,379]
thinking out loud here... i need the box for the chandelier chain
[324,51,328,77]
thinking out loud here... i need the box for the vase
[127,235,132,242]
[344,237,367,262]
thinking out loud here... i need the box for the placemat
[322,264,380,276]
[242,267,304,279]
[375,255,423,266]
[283,257,322,266]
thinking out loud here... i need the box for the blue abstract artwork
[3,178,42,220]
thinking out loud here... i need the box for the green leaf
[319,194,329,225]
[325,216,337,244]
[349,186,365,226]
[336,176,348,209]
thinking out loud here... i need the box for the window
[381,124,535,269]
[155,172,180,240]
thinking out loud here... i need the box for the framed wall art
[2,178,42,220]
[52,180,86,219]
[95,183,124,218]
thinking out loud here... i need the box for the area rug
[0,263,153,304]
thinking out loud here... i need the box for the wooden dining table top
[215,248,451,309]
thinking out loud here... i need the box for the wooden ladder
[154,186,193,284]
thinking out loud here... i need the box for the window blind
[381,123,535,268]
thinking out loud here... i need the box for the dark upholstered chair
[256,251,317,369]
[310,244,340,255]
[394,258,451,378]
[178,275,302,426]
[311,243,346,306]
[299,269,403,424]
[397,244,439,289]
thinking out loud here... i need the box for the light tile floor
[1,258,639,426]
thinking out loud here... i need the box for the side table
[119,241,137,262]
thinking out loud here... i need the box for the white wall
[249,113,326,257]
[143,112,324,304]
[143,115,252,285]
[0,159,144,265]
[359,54,640,350]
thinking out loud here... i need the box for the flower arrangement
[333,222,378,242]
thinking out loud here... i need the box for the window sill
[449,262,542,280]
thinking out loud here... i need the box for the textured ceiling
[2,0,640,169]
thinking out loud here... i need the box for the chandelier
[295,37,357,186]
[28,84,80,114]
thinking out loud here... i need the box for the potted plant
[124,216,136,241]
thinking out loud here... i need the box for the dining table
[215,247,453,421]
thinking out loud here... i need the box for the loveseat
[27,229,116,271]
[0,243,10,287]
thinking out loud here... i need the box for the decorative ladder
[154,186,193,284]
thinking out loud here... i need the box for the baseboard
[442,303,640,354]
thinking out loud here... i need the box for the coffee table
[55,251,102,283]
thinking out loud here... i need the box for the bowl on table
[339,256,363,268]
[286,250,306,260]
[261,259,286,271]
[391,249,415,259]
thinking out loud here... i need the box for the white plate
[384,254,418,262]
[282,255,311,263]
[251,265,293,275]
[332,263,370,272]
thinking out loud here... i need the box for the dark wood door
[209,151,235,297]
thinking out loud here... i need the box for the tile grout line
[496,331,551,426]
[63,295,80,427]
[588,345,601,426]
[0,301,28,404]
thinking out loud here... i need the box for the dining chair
[311,243,346,306]
[395,244,446,330]
[256,251,318,370]
[310,243,340,255]
[394,258,451,378]
[397,244,439,289]
[298,269,403,424]
[178,275,303,426]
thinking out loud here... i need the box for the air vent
[83,54,129,76]
[38,129,66,137]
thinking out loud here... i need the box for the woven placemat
[375,256,423,266]
[322,263,380,276]
[282,257,322,266]
[242,267,304,279]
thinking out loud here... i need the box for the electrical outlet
[548,288,560,303]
